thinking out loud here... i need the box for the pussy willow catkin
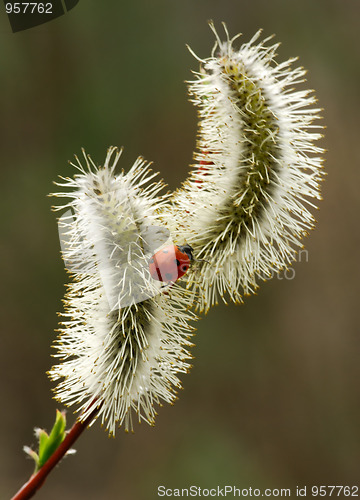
[50,148,196,435]
[169,24,324,311]
[51,25,324,434]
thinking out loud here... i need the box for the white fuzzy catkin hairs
[50,148,196,435]
[169,23,324,311]
[51,25,324,434]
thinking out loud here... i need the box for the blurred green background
[0,1,359,499]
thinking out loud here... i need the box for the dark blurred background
[0,1,359,499]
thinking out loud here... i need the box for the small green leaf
[24,410,67,472]
[23,445,39,467]
[37,410,66,471]
[38,429,49,454]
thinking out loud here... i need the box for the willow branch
[11,405,99,500]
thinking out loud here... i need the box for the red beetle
[149,244,194,283]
